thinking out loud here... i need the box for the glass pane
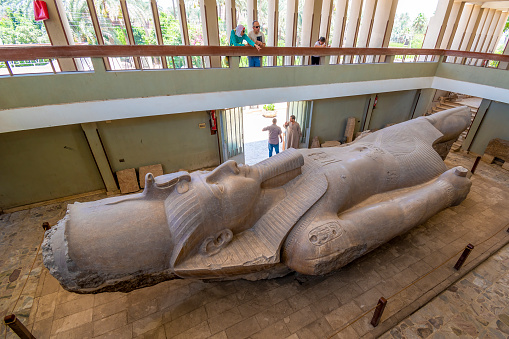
[278,0,286,47]
[62,0,98,44]
[94,0,128,45]
[0,4,51,45]
[158,1,183,45]
[184,0,203,46]
[9,59,54,75]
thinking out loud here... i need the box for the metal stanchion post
[454,244,474,270]
[370,297,387,327]
[4,314,35,339]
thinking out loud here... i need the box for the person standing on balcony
[284,115,302,149]
[311,37,327,65]
[262,118,283,157]
[230,25,262,51]
[248,21,266,67]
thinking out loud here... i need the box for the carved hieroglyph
[43,107,472,293]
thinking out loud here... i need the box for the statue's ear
[200,229,233,256]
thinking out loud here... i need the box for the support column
[462,99,491,152]
[460,5,482,52]
[475,8,497,65]
[285,0,299,65]
[330,0,348,63]
[498,38,509,70]
[481,10,502,53]
[267,0,279,66]
[43,0,77,71]
[439,1,463,49]
[225,0,237,33]
[489,11,509,53]
[357,0,376,48]
[81,123,119,194]
[120,0,141,69]
[343,0,363,63]
[421,0,454,50]
[86,0,111,70]
[369,0,395,62]
[319,0,334,41]
[448,4,473,62]
[178,0,193,68]
[200,0,221,68]
[151,0,168,69]
[380,0,398,48]
[247,0,258,30]
[300,0,323,64]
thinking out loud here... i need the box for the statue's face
[167,160,262,265]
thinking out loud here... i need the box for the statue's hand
[437,166,472,206]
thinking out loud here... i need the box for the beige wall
[0,125,104,210]
[469,100,509,155]
[97,112,220,174]
[0,111,220,210]
[310,95,369,144]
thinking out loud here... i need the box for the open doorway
[243,102,288,165]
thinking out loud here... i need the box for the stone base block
[116,168,139,194]
[138,164,164,188]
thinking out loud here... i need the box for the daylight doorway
[243,102,288,165]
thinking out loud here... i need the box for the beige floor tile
[254,299,294,329]
[284,305,318,333]
[134,325,166,339]
[127,297,160,323]
[93,295,128,321]
[295,317,334,339]
[93,310,128,337]
[251,319,290,339]
[50,322,94,339]
[164,306,206,337]
[207,307,244,335]
[34,292,58,321]
[50,308,93,335]
[172,320,210,339]
[208,331,227,339]
[224,316,261,339]
[132,311,163,337]
[53,294,94,320]
[325,300,363,331]
[93,324,133,339]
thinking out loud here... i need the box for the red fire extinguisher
[34,1,50,21]
[209,110,217,135]
[373,95,378,109]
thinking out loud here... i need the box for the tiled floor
[1,150,508,339]
[381,243,509,338]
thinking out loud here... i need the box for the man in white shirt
[248,21,266,67]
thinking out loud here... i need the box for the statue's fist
[438,166,472,206]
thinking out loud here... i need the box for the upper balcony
[0,45,508,133]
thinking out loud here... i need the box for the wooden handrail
[0,45,508,62]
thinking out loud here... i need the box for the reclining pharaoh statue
[42,106,472,293]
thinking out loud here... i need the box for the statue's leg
[282,166,471,275]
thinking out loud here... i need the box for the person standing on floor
[262,118,283,157]
[230,25,262,51]
[284,115,302,149]
[248,21,266,67]
[311,37,327,65]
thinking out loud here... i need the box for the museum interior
[1,0,509,337]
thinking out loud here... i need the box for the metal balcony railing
[0,46,508,75]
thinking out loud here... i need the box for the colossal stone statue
[43,106,472,293]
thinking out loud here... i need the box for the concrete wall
[469,100,509,155]
[368,90,418,130]
[0,125,104,210]
[310,95,369,144]
[97,112,220,174]
[0,111,220,210]
[310,90,421,144]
